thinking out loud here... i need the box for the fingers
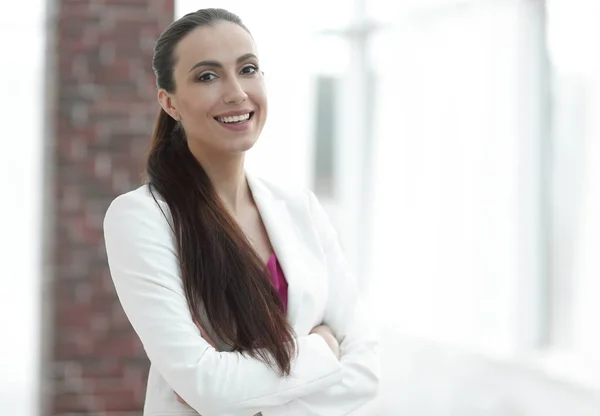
[309,325,340,359]
[176,393,189,405]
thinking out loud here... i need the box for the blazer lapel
[247,173,306,330]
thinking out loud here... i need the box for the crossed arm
[258,191,381,415]
[176,324,342,406]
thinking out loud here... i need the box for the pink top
[266,253,288,313]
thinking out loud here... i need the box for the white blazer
[103,171,380,416]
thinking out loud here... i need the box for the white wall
[0,1,46,415]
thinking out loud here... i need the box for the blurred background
[2,0,600,414]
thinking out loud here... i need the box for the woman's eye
[197,72,217,82]
[241,65,258,75]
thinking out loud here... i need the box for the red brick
[48,1,174,414]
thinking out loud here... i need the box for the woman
[103,8,380,416]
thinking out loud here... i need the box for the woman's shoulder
[104,183,171,227]
[247,172,315,206]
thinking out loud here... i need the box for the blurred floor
[361,326,600,416]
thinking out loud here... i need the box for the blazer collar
[246,172,306,330]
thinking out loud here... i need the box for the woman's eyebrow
[188,53,258,73]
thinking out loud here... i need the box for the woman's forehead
[174,22,257,71]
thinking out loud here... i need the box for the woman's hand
[310,324,340,360]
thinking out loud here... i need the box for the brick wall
[48,1,174,414]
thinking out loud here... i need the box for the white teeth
[217,113,251,123]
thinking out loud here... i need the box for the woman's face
[160,21,267,157]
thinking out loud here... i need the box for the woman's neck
[191,148,250,215]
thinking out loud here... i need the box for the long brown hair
[145,8,295,376]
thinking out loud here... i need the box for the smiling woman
[157,20,267,160]
[102,8,379,416]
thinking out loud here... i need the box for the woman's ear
[157,89,181,121]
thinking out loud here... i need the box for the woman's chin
[223,136,259,154]
[189,134,259,158]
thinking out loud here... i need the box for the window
[312,75,338,198]
[546,0,600,358]
[366,0,550,351]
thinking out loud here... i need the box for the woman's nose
[222,79,248,105]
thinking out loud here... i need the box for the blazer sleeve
[262,190,381,416]
[103,191,343,416]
